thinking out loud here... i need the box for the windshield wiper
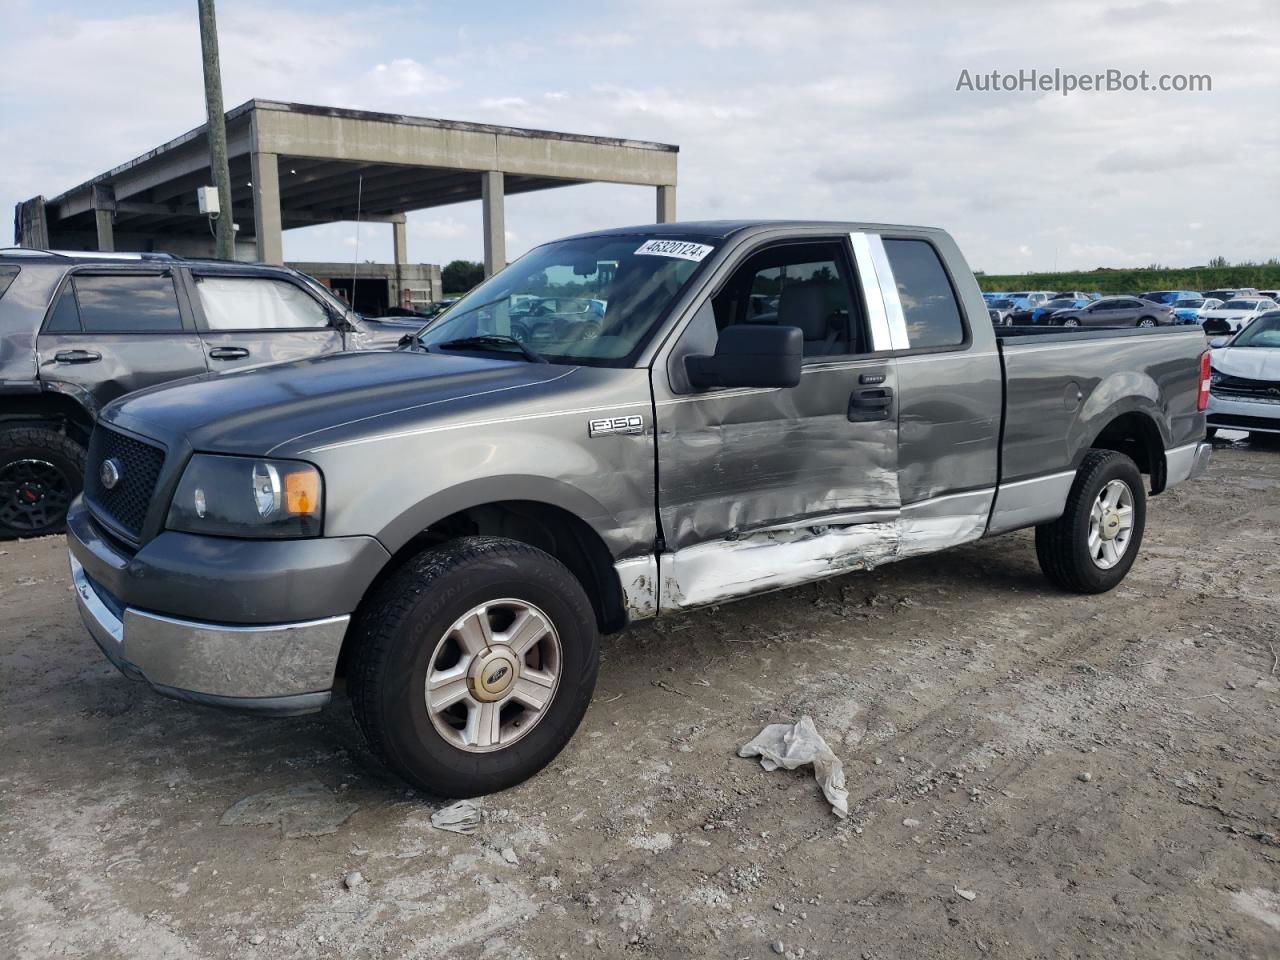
[437,334,547,363]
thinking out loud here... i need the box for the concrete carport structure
[16,99,680,276]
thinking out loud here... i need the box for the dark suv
[0,249,405,537]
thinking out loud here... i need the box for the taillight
[1197,351,1211,412]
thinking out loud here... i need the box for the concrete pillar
[92,184,116,252]
[250,151,283,264]
[481,170,505,277]
[392,215,408,304]
[656,184,676,224]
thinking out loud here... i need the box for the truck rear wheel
[1035,450,1146,594]
[349,536,600,797]
[0,426,86,539]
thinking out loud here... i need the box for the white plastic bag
[738,716,849,818]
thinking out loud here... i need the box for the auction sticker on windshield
[634,239,714,262]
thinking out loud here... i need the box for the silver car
[1207,310,1280,439]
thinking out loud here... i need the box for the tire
[1035,449,1146,594]
[1137,316,1157,327]
[349,536,600,797]
[0,426,86,539]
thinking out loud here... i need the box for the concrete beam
[481,170,505,278]
[656,185,676,224]
[250,151,283,264]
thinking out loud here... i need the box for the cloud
[814,160,912,184]
[365,59,454,98]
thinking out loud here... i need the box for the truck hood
[1210,347,1280,381]
[102,349,578,456]
[1201,308,1255,320]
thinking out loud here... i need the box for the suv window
[712,242,864,358]
[0,265,19,300]
[46,273,184,334]
[882,239,966,349]
[195,276,330,331]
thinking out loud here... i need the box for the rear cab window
[0,266,19,301]
[882,238,967,350]
[43,272,184,333]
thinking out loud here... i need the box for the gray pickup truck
[66,221,1211,797]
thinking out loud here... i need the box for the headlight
[167,454,323,538]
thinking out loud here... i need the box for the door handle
[208,346,250,360]
[53,350,101,364]
[848,386,894,422]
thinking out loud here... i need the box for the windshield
[1222,300,1260,310]
[416,235,714,365]
[1175,299,1204,309]
[297,273,351,315]
[1043,299,1075,309]
[1229,314,1280,347]
[991,299,1016,308]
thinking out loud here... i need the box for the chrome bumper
[1164,440,1212,490]
[71,555,348,716]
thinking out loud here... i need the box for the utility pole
[198,0,235,260]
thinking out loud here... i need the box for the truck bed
[994,325,1207,489]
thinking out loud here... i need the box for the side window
[195,276,330,331]
[711,242,864,358]
[45,283,82,332]
[73,274,184,333]
[882,239,966,350]
[0,266,19,301]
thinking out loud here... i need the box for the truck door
[186,270,344,372]
[36,268,209,414]
[651,234,901,611]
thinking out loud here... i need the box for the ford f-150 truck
[66,221,1212,797]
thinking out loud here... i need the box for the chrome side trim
[986,470,1077,535]
[1164,441,1211,489]
[849,232,895,352]
[866,234,910,351]
[615,555,659,621]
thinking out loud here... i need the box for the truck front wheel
[349,536,600,797]
[1035,449,1147,594]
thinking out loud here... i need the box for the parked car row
[983,285,1279,333]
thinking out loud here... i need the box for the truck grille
[84,427,166,541]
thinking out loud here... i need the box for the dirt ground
[2,437,1277,960]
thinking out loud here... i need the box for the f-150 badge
[589,415,644,437]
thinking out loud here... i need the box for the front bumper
[71,554,348,715]
[1207,394,1280,435]
[65,495,389,715]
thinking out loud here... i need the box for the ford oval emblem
[99,457,122,491]
[486,665,510,685]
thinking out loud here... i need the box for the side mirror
[1209,336,1228,349]
[685,324,803,390]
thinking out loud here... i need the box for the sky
[1,0,1277,274]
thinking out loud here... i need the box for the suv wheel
[0,426,86,538]
[349,536,600,797]
[1035,449,1146,593]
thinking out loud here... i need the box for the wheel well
[340,500,628,680]
[0,393,93,446]
[1090,412,1166,492]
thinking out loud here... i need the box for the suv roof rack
[0,248,181,262]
